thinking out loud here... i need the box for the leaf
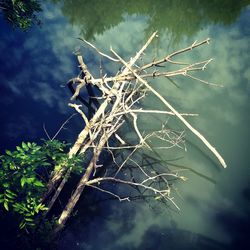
[41,162,51,167]
[24,217,34,222]
[35,203,41,213]
[27,142,32,148]
[26,222,36,227]
[19,220,26,229]
[16,204,29,212]
[35,146,42,151]
[5,192,15,200]
[3,183,10,188]
[35,203,47,213]
[4,201,9,211]
[20,176,26,187]
[26,177,35,184]
[55,165,62,171]
[22,142,29,151]
[13,203,23,211]
[9,163,16,170]
[39,205,48,211]
[5,150,12,156]
[6,189,17,197]
[33,180,44,187]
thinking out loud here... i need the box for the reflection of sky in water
[0,2,250,250]
[0,4,85,150]
[113,9,250,249]
[64,7,250,250]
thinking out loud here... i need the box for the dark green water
[0,1,250,249]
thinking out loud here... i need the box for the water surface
[0,1,250,249]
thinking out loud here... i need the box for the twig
[51,113,77,141]
[119,31,158,75]
[78,37,119,62]
[68,103,89,127]
[130,112,148,147]
[139,38,211,71]
[114,146,138,177]
[87,184,130,202]
[43,123,52,140]
[70,80,86,100]
[86,176,180,210]
[185,73,224,87]
[113,109,198,117]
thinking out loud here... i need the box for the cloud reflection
[0,2,249,249]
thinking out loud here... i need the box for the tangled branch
[42,32,226,234]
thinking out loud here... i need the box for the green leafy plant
[0,0,42,30]
[0,140,84,231]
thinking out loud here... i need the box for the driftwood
[42,32,226,234]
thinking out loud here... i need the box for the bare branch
[185,73,224,87]
[139,38,210,71]
[47,33,227,235]
[68,103,89,127]
[78,37,120,62]
[43,123,52,141]
[70,80,86,100]
[113,109,198,117]
[87,184,130,202]
[119,31,158,75]
[111,48,227,168]
[86,176,181,210]
[51,113,77,141]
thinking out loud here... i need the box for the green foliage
[50,0,250,42]
[0,139,84,231]
[0,0,42,30]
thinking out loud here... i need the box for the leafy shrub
[0,140,83,231]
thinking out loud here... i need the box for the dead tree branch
[42,32,226,235]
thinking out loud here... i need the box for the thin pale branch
[139,38,211,71]
[68,103,89,127]
[51,113,77,141]
[114,109,198,117]
[78,37,119,62]
[185,73,224,87]
[86,176,180,210]
[119,31,158,76]
[43,123,52,140]
[87,184,130,202]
